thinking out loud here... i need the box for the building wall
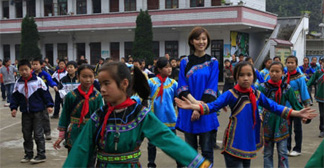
[249,32,266,59]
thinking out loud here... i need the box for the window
[15,44,20,60]
[190,0,204,7]
[148,0,159,10]
[44,0,53,16]
[76,0,87,14]
[124,42,133,58]
[165,41,178,58]
[57,43,67,60]
[15,0,23,18]
[90,42,101,65]
[124,0,136,11]
[165,0,178,9]
[58,0,67,15]
[152,41,159,57]
[45,44,54,65]
[76,43,86,60]
[211,0,221,6]
[2,1,9,19]
[110,0,119,12]
[93,0,101,13]
[110,42,120,61]
[3,44,10,59]
[211,40,224,82]
[27,0,36,17]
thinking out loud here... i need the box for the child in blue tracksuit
[32,58,58,140]
[51,59,67,118]
[10,60,54,164]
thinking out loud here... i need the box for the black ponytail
[132,66,150,100]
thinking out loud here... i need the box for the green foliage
[133,10,154,64]
[20,16,41,61]
[266,0,322,32]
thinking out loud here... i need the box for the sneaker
[147,163,156,168]
[51,115,58,119]
[4,103,10,107]
[30,156,46,164]
[319,132,324,138]
[45,134,52,140]
[289,151,301,157]
[20,155,32,163]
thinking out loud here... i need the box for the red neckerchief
[5,65,9,74]
[287,70,297,84]
[23,73,33,101]
[57,69,65,80]
[156,74,167,103]
[225,65,233,75]
[268,79,282,103]
[77,84,94,127]
[100,98,136,140]
[310,63,317,67]
[234,84,257,128]
[303,64,308,73]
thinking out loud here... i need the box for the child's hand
[53,86,58,92]
[47,107,53,114]
[191,110,200,121]
[294,107,317,119]
[175,97,193,109]
[53,138,64,150]
[11,110,17,117]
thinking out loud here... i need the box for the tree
[20,16,41,60]
[133,10,154,64]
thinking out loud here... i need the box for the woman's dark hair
[188,27,210,52]
[269,61,284,71]
[98,62,150,100]
[77,64,95,76]
[18,59,31,69]
[303,57,309,61]
[154,57,169,75]
[233,61,257,83]
[261,57,272,70]
[285,55,298,65]
[32,57,44,65]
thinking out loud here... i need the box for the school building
[0,0,277,80]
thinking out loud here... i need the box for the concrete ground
[0,90,322,168]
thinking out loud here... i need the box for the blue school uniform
[283,72,311,106]
[148,77,178,129]
[176,54,219,133]
[33,70,57,89]
[260,68,271,82]
[202,88,292,159]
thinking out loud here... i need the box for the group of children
[3,26,323,168]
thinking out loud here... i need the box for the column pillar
[22,0,27,17]
[87,0,92,14]
[119,0,124,12]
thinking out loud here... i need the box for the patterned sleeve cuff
[188,154,211,168]
[280,107,292,119]
[203,89,217,98]
[177,85,189,96]
[57,126,67,131]
[302,99,312,106]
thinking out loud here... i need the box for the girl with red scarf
[258,62,303,168]
[175,61,317,168]
[284,55,312,157]
[53,64,103,153]
[147,57,180,167]
[63,62,211,168]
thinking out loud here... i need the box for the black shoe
[20,155,32,163]
[30,156,46,164]
[213,144,220,149]
[51,115,58,119]
[148,163,156,168]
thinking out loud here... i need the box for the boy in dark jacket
[10,60,54,164]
